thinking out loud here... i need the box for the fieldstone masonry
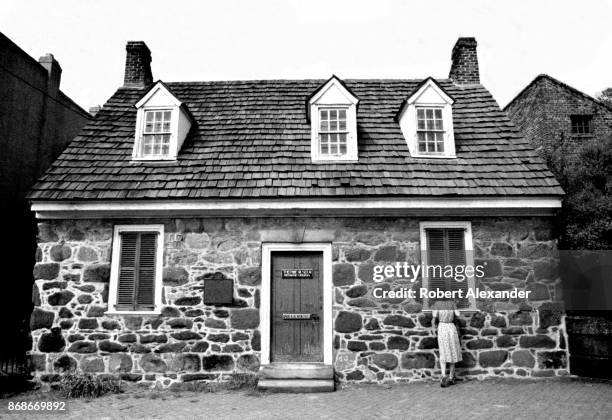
[29,217,567,388]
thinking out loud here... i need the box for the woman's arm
[431,310,438,331]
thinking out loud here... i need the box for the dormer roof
[396,77,454,121]
[135,81,195,123]
[306,75,359,120]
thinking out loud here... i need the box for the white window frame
[316,107,351,158]
[106,224,164,315]
[138,108,174,158]
[416,106,446,155]
[309,77,358,163]
[133,105,179,161]
[419,221,476,311]
[398,79,456,158]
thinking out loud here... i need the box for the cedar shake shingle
[28,79,563,201]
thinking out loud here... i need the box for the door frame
[260,243,333,365]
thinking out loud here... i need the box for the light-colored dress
[432,303,462,364]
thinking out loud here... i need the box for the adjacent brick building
[504,74,612,155]
[0,32,91,366]
[505,75,612,380]
[27,38,567,391]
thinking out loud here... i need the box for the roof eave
[30,196,563,219]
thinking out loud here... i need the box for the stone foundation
[30,216,568,388]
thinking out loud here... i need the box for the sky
[3,0,611,110]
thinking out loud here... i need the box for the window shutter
[446,229,470,309]
[426,228,448,295]
[117,232,138,310]
[135,233,157,310]
[116,231,157,311]
[426,228,470,309]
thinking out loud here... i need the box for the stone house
[504,74,612,156]
[0,32,91,368]
[28,38,567,391]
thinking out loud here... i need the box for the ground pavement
[1,377,611,419]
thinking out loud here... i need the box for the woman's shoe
[447,377,455,386]
[440,376,449,388]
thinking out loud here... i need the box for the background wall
[0,32,91,364]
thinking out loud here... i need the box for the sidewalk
[3,377,611,419]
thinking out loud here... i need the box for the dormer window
[308,76,359,162]
[398,78,456,158]
[319,108,348,156]
[416,107,445,154]
[133,82,193,161]
[142,110,172,157]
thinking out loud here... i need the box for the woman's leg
[449,363,456,381]
[439,360,448,387]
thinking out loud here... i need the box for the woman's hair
[432,299,457,311]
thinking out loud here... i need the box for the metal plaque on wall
[203,277,234,304]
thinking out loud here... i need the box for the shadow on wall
[562,251,612,379]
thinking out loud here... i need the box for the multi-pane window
[142,110,172,157]
[319,108,348,156]
[570,115,592,134]
[416,108,445,154]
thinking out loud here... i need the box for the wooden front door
[271,251,323,362]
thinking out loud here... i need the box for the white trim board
[419,221,477,311]
[31,197,562,219]
[106,224,164,316]
[260,243,333,365]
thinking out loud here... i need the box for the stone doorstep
[259,363,334,380]
[258,363,335,393]
[257,379,335,393]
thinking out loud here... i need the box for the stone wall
[30,216,567,388]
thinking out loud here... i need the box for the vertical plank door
[271,251,323,362]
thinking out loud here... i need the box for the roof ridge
[164,78,452,85]
[504,73,612,112]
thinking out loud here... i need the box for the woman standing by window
[432,299,462,387]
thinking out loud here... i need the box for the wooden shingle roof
[28,79,563,201]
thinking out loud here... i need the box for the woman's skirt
[437,322,462,363]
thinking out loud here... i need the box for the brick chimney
[449,37,480,85]
[123,41,153,88]
[38,54,62,97]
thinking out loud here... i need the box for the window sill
[131,156,177,162]
[311,157,358,164]
[411,153,456,159]
[105,311,161,316]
